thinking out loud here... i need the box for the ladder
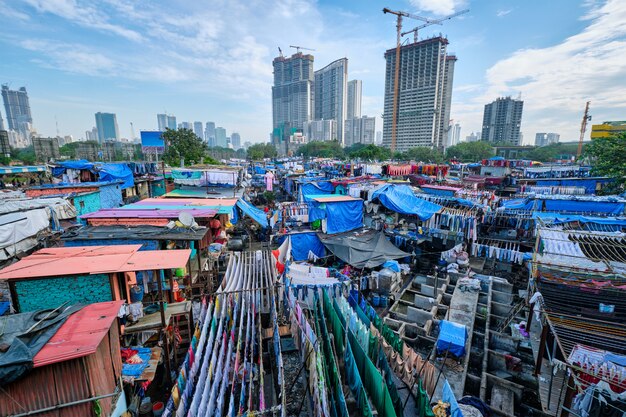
[496,300,526,333]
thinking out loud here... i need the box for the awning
[0,165,47,175]
[318,229,411,269]
[372,184,441,221]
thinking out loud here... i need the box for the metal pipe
[10,391,118,417]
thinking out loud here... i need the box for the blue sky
[1,0,625,145]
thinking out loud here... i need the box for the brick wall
[13,274,112,312]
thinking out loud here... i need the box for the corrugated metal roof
[0,245,191,280]
[79,207,218,219]
[136,197,238,207]
[310,195,362,203]
[33,300,123,367]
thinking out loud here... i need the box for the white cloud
[409,0,467,16]
[496,9,512,17]
[452,0,626,144]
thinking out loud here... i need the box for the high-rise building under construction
[382,37,456,151]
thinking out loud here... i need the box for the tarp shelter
[319,229,411,269]
[436,320,467,357]
[533,212,626,227]
[277,231,326,261]
[299,180,334,202]
[502,197,625,215]
[309,195,363,234]
[98,163,134,189]
[235,198,272,228]
[372,184,441,221]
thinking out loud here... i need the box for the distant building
[383,37,456,151]
[193,121,203,139]
[32,137,60,162]
[466,131,481,142]
[215,127,227,147]
[481,97,524,145]
[0,109,4,131]
[157,114,168,131]
[314,58,348,144]
[448,123,461,147]
[304,119,336,142]
[272,52,314,146]
[167,115,176,130]
[85,127,98,142]
[2,84,33,141]
[231,132,241,149]
[375,131,382,145]
[205,122,216,146]
[345,116,376,146]
[243,141,252,149]
[535,132,560,147]
[95,112,119,143]
[0,130,10,156]
[179,122,193,131]
[75,141,99,161]
[591,121,626,138]
[347,80,362,120]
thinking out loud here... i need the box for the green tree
[11,146,36,165]
[525,142,583,162]
[247,143,277,160]
[584,132,626,193]
[59,142,82,159]
[345,144,391,161]
[234,148,247,159]
[446,141,494,162]
[402,147,444,163]
[162,128,208,167]
[297,141,344,158]
[208,146,235,161]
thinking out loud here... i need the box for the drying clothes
[529,291,544,322]
[264,171,275,192]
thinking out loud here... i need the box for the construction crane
[401,9,469,43]
[383,7,468,152]
[278,47,284,58]
[577,101,592,159]
[289,45,315,54]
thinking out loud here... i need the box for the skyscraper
[85,127,98,142]
[346,80,362,120]
[0,109,4,131]
[314,58,348,145]
[231,132,241,149]
[193,121,204,139]
[205,122,216,146]
[2,85,33,140]
[535,132,560,147]
[304,119,336,142]
[157,114,168,131]
[382,37,456,151]
[167,115,177,130]
[272,52,314,146]
[94,112,119,143]
[344,116,376,147]
[481,97,524,145]
[179,122,192,131]
[447,123,461,147]
[215,127,227,147]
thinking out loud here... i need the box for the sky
[1,0,625,145]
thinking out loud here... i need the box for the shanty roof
[0,245,191,280]
[127,197,238,214]
[0,165,47,174]
[33,301,124,367]
[164,188,243,199]
[61,225,209,242]
[309,195,362,203]
[79,207,218,219]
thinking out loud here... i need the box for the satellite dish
[178,212,195,228]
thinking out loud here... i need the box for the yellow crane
[577,101,592,159]
[383,7,468,152]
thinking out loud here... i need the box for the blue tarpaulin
[299,181,335,201]
[372,185,442,221]
[254,166,266,174]
[236,198,270,228]
[98,163,134,189]
[58,160,95,170]
[501,198,534,211]
[533,212,626,226]
[437,320,467,357]
[543,199,624,214]
[289,232,326,261]
[309,198,364,234]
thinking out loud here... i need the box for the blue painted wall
[13,274,112,312]
[64,239,159,251]
[99,183,123,208]
[73,191,102,218]
[151,179,166,197]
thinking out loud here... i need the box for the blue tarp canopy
[533,212,626,226]
[289,232,326,261]
[299,181,334,202]
[236,198,270,228]
[58,160,95,170]
[254,166,267,174]
[308,197,363,234]
[372,184,442,221]
[503,197,625,214]
[489,156,505,161]
[98,163,134,189]
[437,320,467,357]
[0,165,47,175]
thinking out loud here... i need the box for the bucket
[371,294,380,307]
[153,401,164,417]
[130,285,144,303]
[380,296,388,308]
[138,401,152,417]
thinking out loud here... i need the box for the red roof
[0,245,192,280]
[79,208,218,219]
[33,300,124,367]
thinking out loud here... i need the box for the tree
[297,141,344,158]
[162,128,208,167]
[11,146,36,165]
[525,142,583,162]
[208,146,235,161]
[584,132,626,193]
[345,144,391,161]
[247,143,277,160]
[402,147,444,163]
[446,141,494,162]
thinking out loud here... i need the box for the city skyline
[1,1,625,145]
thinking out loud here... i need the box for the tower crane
[577,101,591,159]
[289,45,315,53]
[278,47,284,58]
[401,9,469,43]
[383,7,468,152]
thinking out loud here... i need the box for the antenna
[55,115,60,137]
